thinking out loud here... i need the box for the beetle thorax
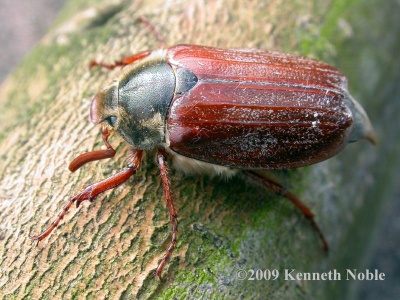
[90,55,175,149]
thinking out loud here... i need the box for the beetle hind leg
[245,171,328,251]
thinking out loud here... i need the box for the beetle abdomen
[166,45,354,169]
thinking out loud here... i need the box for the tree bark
[0,0,398,299]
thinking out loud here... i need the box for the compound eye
[104,116,117,127]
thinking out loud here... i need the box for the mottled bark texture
[0,0,398,299]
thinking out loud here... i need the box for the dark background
[0,1,398,299]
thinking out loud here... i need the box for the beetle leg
[69,125,116,172]
[30,148,143,243]
[155,149,178,280]
[89,17,164,70]
[89,50,154,70]
[245,171,328,251]
[137,16,165,48]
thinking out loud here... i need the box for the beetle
[31,34,376,279]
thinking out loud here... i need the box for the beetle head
[90,81,119,127]
[90,59,175,149]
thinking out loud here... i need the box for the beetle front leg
[245,171,328,251]
[89,17,164,70]
[155,149,178,280]
[89,50,154,70]
[30,148,143,243]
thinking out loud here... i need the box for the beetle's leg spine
[30,149,143,243]
[155,149,178,280]
[245,171,329,251]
